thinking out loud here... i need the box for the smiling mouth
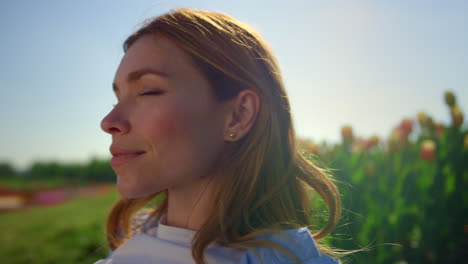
[110,152,145,167]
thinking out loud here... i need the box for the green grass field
[0,190,119,264]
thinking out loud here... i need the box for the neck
[166,173,217,230]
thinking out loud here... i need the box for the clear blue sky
[1,0,467,170]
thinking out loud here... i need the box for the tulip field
[300,91,466,263]
[0,92,465,264]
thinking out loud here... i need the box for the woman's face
[101,34,230,198]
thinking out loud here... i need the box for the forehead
[114,34,195,82]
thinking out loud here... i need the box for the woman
[97,8,342,264]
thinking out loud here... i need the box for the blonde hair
[105,8,343,264]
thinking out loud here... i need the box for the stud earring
[229,132,236,138]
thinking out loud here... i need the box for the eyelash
[140,90,164,96]
[112,90,163,108]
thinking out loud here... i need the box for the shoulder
[237,228,341,264]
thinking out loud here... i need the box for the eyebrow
[112,68,169,93]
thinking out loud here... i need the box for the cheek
[141,100,193,143]
[143,97,224,170]
[144,107,179,140]
[143,97,218,142]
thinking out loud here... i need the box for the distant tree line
[0,158,114,183]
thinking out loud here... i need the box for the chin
[116,179,161,199]
[116,179,140,199]
[117,186,149,199]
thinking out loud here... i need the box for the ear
[224,89,260,142]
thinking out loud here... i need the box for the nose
[100,105,130,135]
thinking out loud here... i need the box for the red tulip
[420,140,436,161]
[400,118,414,134]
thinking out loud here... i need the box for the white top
[94,214,246,264]
[94,214,341,264]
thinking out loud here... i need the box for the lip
[110,145,146,167]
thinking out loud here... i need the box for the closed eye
[139,90,165,96]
